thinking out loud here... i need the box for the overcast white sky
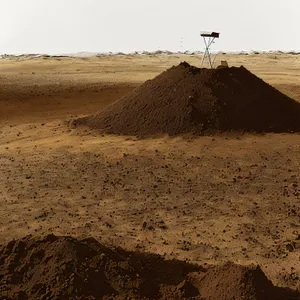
[0,0,299,54]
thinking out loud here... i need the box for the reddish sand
[1,54,300,299]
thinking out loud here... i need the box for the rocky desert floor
[1,53,300,291]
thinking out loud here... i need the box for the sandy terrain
[1,53,300,291]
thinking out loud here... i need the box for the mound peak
[191,262,279,300]
[73,63,300,136]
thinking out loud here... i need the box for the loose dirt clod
[0,235,298,299]
[73,62,300,136]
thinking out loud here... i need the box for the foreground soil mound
[73,62,300,136]
[188,263,291,300]
[0,235,298,299]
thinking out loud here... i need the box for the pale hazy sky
[1,0,299,54]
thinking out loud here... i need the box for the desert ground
[1,53,300,294]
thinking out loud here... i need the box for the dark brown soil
[0,235,298,299]
[73,62,300,136]
[189,262,298,300]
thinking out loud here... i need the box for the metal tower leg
[201,36,216,68]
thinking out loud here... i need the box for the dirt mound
[188,262,293,300]
[0,235,298,299]
[73,62,300,136]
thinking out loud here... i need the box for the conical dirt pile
[0,235,298,299]
[189,262,287,300]
[73,62,300,136]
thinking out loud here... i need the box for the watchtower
[200,31,220,68]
